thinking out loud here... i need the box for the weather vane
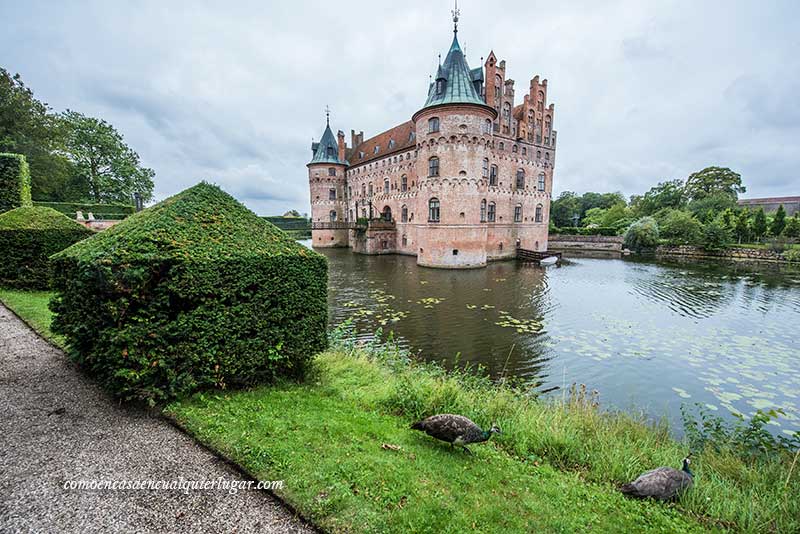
[452,0,460,33]
[325,105,331,126]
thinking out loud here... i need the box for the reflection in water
[311,241,800,437]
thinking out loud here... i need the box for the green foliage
[734,208,751,243]
[752,208,768,240]
[33,201,134,220]
[0,206,94,289]
[262,215,311,231]
[771,204,787,236]
[702,217,732,250]
[550,191,582,227]
[60,110,155,203]
[783,213,800,238]
[684,166,745,201]
[552,226,619,236]
[0,152,32,212]
[631,179,686,216]
[623,217,659,251]
[659,210,703,245]
[687,192,737,223]
[784,248,800,263]
[49,182,328,404]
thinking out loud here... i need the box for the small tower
[308,108,349,248]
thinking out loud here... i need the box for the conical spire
[309,109,346,165]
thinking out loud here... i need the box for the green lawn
[0,288,65,348]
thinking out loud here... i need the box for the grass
[0,288,65,348]
[2,289,797,533]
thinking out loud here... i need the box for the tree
[783,213,800,238]
[752,208,768,241]
[687,192,737,223]
[684,166,745,201]
[580,191,626,214]
[771,204,786,236]
[660,210,703,245]
[703,217,732,250]
[0,68,76,200]
[632,179,685,216]
[734,209,751,243]
[60,110,154,203]
[624,217,659,252]
[550,191,582,227]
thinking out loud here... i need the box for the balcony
[312,221,355,230]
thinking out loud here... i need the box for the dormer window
[373,145,380,154]
[436,79,445,95]
[388,139,396,149]
[326,146,334,157]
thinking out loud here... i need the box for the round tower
[308,114,349,247]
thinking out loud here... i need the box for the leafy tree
[550,191,582,227]
[623,217,659,252]
[687,192,737,223]
[783,213,800,238]
[660,210,703,245]
[703,217,732,250]
[684,166,746,201]
[770,205,786,236]
[0,68,76,200]
[580,191,626,214]
[752,208,768,241]
[60,110,154,203]
[734,209,751,243]
[632,179,685,216]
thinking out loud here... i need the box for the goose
[410,414,500,454]
[620,455,694,500]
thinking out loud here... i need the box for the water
[303,240,800,436]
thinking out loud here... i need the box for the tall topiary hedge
[33,201,135,220]
[0,206,95,289]
[0,153,32,213]
[50,182,328,404]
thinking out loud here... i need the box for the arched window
[349,209,353,221]
[516,169,525,190]
[328,167,336,176]
[382,206,392,222]
[535,204,543,222]
[327,146,334,157]
[482,158,489,178]
[499,142,505,151]
[487,202,496,222]
[384,178,389,193]
[538,173,546,191]
[489,165,498,186]
[512,145,518,153]
[484,119,492,134]
[428,156,440,177]
[527,110,534,123]
[368,183,373,196]
[361,183,366,197]
[480,199,487,222]
[545,117,552,134]
[514,204,522,222]
[428,117,440,133]
[402,234,408,246]
[522,147,527,156]
[436,79,445,95]
[428,198,440,222]
[401,175,408,192]
[503,102,510,119]
[329,188,336,200]
[401,205,408,222]
[329,210,337,222]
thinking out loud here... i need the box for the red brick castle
[308,8,556,268]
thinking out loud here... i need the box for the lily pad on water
[672,387,691,399]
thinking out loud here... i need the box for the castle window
[401,175,408,192]
[516,169,525,190]
[329,210,337,222]
[537,150,541,159]
[402,234,407,246]
[512,145,518,153]
[328,167,336,176]
[522,147,527,156]
[348,186,352,197]
[480,199,487,222]
[368,183,373,196]
[401,205,408,222]
[489,165,498,186]
[389,139,396,149]
[428,156,440,177]
[503,103,510,119]
[349,209,353,221]
[482,158,489,178]
[428,198,440,222]
[384,178,389,193]
[514,204,522,222]
[329,188,336,200]
[487,202,496,222]
[535,204,543,222]
[498,142,504,151]
[484,119,492,134]
[545,152,550,160]
[327,146,334,157]
[528,110,534,123]
[428,117,440,133]
[361,184,366,197]
[374,145,380,154]
[538,173,546,191]
[409,131,415,142]
[359,151,364,159]
[436,79,445,95]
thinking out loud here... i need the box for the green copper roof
[422,32,486,110]
[309,123,346,165]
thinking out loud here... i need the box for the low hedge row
[50,182,328,404]
[33,201,135,220]
[550,226,619,236]
[262,216,311,231]
[0,206,94,289]
[0,153,32,213]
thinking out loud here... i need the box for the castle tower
[308,111,349,247]
[411,6,497,268]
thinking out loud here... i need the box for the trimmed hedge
[0,153,32,213]
[262,215,310,232]
[0,206,95,289]
[50,182,328,404]
[550,226,619,236]
[33,201,135,220]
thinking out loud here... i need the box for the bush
[782,214,800,238]
[659,210,703,245]
[33,201,135,220]
[550,226,618,236]
[784,248,800,263]
[50,182,328,404]
[623,217,659,251]
[0,153,32,213]
[0,206,94,289]
[702,218,732,250]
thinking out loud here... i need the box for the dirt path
[0,303,314,533]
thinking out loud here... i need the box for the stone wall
[548,234,623,252]
[656,245,796,263]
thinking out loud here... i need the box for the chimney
[337,130,346,162]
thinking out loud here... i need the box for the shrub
[623,217,659,251]
[782,213,800,238]
[33,201,135,220]
[0,206,94,289]
[550,226,618,236]
[659,210,703,245]
[784,248,800,263]
[702,217,732,250]
[0,153,32,213]
[50,182,328,404]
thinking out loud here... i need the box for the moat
[305,240,800,436]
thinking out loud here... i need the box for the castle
[308,9,557,268]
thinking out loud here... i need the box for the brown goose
[411,414,500,454]
[620,455,694,500]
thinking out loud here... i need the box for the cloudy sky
[2,0,797,215]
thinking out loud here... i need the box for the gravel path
[0,303,315,533]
